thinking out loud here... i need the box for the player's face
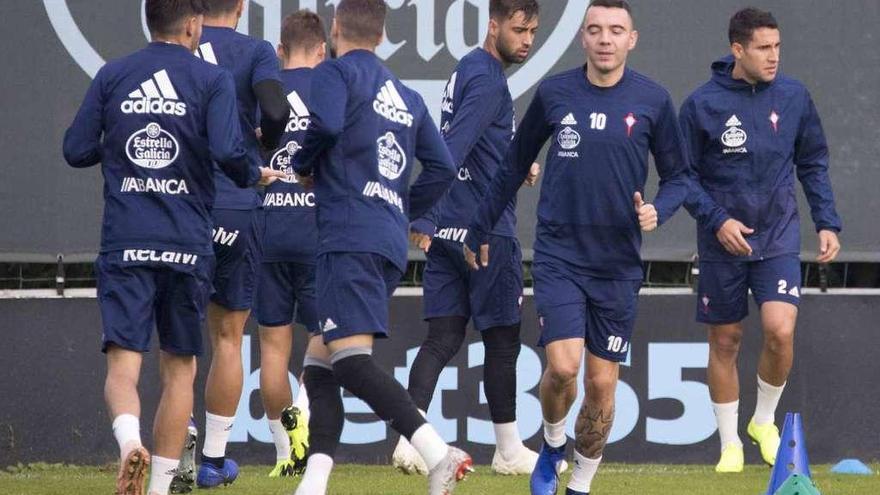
[733,28,781,83]
[580,6,637,74]
[493,11,539,65]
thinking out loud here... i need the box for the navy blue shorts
[255,261,319,334]
[210,208,262,310]
[316,252,402,343]
[96,250,213,356]
[423,234,522,331]
[697,254,801,324]
[533,257,640,362]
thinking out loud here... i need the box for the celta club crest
[44,0,588,123]
[770,110,780,133]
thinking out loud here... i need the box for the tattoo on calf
[575,402,615,459]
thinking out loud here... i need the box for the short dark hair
[587,0,633,24]
[146,0,208,37]
[490,0,540,23]
[729,7,779,46]
[335,0,387,45]
[204,0,240,15]
[281,11,327,53]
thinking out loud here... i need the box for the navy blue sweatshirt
[198,26,282,210]
[467,67,691,280]
[412,48,516,242]
[261,68,317,263]
[292,50,456,272]
[682,56,842,261]
[63,42,260,255]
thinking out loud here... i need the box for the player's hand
[259,167,286,186]
[633,192,658,232]
[716,218,755,256]
[409,231,432,253]
[294,172,314,190]
[816,229,841,263]
[464,242,489,270]
[524,162,541,187]
[255,127,263,140]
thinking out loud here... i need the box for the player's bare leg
[205,304,249,417]
[199,304,249,484]
[531,339,582,495]
[148,352,197,494]
[260,324,294,420]
[757,302,797,389]
[259,324,300,475]
[540,339,584,427]
[707,323,746,472]
[106,347,149,495]
[748,302,797,465]
[566,353,618,494]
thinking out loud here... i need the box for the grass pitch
[2,463,878,494]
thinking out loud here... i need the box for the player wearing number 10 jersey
[465,1,692,493]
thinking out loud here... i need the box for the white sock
[202,412,235,459]
[147,455,178,495]
[268,418,291,462]
[567,451,601,493]
[712,400,743,450]
[295,381,310,418]
[543,418,567,448]
[294,453,334,495]
[112,414,142,459]
[493,421,524,458]
[410,424,449,471]
[753,376,785,426]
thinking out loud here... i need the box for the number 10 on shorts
[607,335,629,353]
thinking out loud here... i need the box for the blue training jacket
[292,50,456,272]
[198,26,281,210]
[63,42,261,256]
[681,55,842,262]
[467,67,692,280]
[261,68,317,263]
[411,48,517,242]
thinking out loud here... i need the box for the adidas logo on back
[441,72,457,114]
[725,115,743,127]
[561,113,578,126]
[373,80,414,127]
[121,69,186,116]
[286,91,311,132]
[195,42,218,65]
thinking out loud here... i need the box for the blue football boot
[196,458,239,488]
[530,441,567,495]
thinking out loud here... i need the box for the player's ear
[629,29,639,50]
[317,42,327,61]
[488,17,500,38]
[731,42,745,60]
[276,43,285,60]
[236,0,245,19]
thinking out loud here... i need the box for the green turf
[1,463,878,494]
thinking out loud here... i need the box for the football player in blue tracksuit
[254,10,325,479]
[290,2,470,494]
[681,8,841,473]
[191,0,290,488]
[466,1,692,493]
[62,1,280,494]
[395,0,544,477]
